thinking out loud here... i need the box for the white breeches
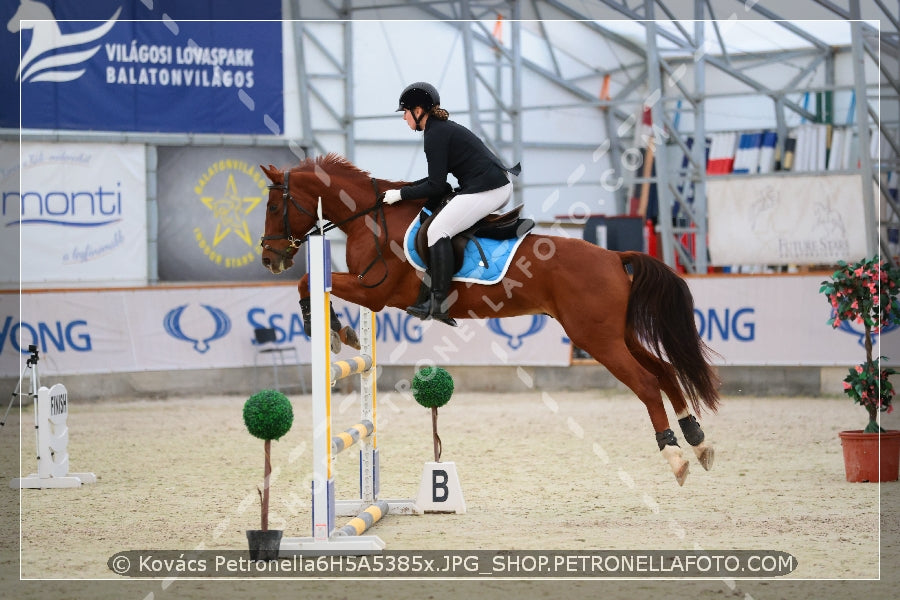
[426,181,513,247]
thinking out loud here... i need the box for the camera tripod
[1,344,41,429]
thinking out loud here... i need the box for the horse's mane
[294,153,372,179]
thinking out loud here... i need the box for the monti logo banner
[1,141,147,285]
[156,146,299,281]
[3,0,283,134]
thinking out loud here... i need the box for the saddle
[414,195,535,273]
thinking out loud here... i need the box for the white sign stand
[415,461,466,514]
[11,383,96,489]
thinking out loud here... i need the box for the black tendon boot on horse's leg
[406,237,457,326]
[299,298,359,351]
[656,428,689,486]
[678,414,714,470]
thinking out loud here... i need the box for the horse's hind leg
[626,337,715,471]
[680,414,714,471]
[570,329,690,486]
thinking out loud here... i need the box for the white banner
[3,275,896,378]
[3,142,147,285]
[687,274,899,367]
[0,284,570,377]
[0,143,20,285]
[707,174,869,266]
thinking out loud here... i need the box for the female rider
[383,82,520,326]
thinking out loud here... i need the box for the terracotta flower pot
[838,430,900,482]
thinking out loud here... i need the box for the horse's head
[8,0,52,33]
[259,164,320,274]
[260,154,409,276]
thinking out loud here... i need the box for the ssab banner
[0,285,571,377]
[2,275,897,378]
[4,0,283,134]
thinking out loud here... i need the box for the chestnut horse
[259,154,719,486]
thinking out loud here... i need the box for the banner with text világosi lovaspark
[4,0,283,134]
[156,146,300,282]
[4,142,147,286]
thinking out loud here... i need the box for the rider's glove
[383,189,402,204]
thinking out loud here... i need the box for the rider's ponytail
[430,106,450,121]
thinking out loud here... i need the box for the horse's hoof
[330,331,342,353]
[662,445,690,486]
[693,443,714,471]
[674,461,689,486]
[339,326,361,350]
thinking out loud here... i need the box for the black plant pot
[246,529,283,561]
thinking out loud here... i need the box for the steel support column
[849,1,878,258]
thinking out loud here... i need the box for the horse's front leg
[328,271,400,350]
[297,273,361,352]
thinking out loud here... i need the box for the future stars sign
[156,146,297,282]
[194,164,264,268]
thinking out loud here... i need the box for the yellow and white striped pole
[307,231,333,542]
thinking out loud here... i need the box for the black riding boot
[406,237,457,327]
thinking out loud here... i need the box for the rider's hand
[383,189,402,204]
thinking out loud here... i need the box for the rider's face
[403,107,423,130]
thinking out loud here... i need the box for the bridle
[259,171,317,264]
[259,170,391,287]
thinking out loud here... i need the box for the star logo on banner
[200,174,262,247]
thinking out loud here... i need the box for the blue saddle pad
[403,218,530,285]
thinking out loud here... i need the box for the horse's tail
[618,251,720,415]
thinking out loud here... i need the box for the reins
[260,171,391,288]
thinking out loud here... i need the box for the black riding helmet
[396,82,440,130]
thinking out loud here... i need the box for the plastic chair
[253,328,306,393]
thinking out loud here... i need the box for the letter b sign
[432,469,448,502]
[416,461,466,514]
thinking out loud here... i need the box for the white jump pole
[280,226,419,556]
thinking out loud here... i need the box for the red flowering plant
[820,256,900,432]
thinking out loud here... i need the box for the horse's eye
[268,203,278,213]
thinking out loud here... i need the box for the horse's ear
[260,164,279,181]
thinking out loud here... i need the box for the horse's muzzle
[261,255,292,274]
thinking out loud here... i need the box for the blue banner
[3,0,283,134]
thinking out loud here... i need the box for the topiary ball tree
[411,367,454,462]
[243,390,294,531]
[244,389,294,441]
